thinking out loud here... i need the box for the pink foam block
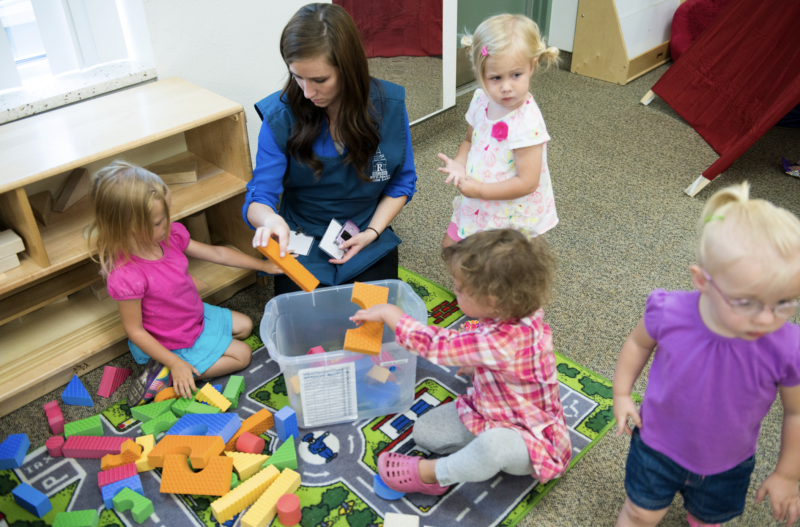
[307,346,325,355]
[98,462,137,488]
[43,400,65,435]
[97,366,132,398]
[46,436,65,457]
[63,436,129,459]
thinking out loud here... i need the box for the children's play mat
[0,268,620,527]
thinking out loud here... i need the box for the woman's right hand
[169,357,199,399]
[613,394,642,436]
[252,215,291,256]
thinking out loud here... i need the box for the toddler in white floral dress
[439,14,559,246]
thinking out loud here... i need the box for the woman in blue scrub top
[243,3,417,295]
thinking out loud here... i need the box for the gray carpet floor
[3,54,800,526]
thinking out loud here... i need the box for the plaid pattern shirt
[396,310,572,482]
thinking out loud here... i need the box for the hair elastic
[481,46,488,56]
[703,214,724,224]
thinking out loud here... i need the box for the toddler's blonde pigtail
[698,181,750,230]
[536,43,560,70]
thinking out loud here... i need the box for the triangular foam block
[97,366,132,398]
[130,399,176,422]
[62,375,93,406]
[261,436,296,471]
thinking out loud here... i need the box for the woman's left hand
[328,229,379,265]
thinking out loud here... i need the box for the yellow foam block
[225,451,270,481]
[289,375,300,394]
[241,468,302,527]
[366,365,391,383]
[196,383,232,412]
[210,465,280,523]
[135,435,155,472]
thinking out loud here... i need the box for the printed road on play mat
[0,273,622,527]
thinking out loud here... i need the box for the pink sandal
[687,513,719,527]
[378,452,449,496]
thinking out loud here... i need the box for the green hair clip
[703,214,724,224]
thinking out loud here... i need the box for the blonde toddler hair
[89,160,170,275]
[698,182,800,282]
[461,14,559,92]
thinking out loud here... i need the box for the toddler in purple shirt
[613,182,800,527]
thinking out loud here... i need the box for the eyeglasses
[702,270,799,318]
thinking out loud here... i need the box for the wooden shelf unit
[0,77,259,417]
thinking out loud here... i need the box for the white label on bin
[379,359,409,367]
[298,363,358,427]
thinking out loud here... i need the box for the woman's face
[289,56,342,114]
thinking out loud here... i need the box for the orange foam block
[160,453,233,496]
[154,387,180,403]
[148,435,224,469]
[225,409,274,452]
[257,239,318,292]
[344,282,389,356]
[100,440,143,471]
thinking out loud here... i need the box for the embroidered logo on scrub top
[370,148,390,182]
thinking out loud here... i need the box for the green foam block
[184,401,221,415]
[140,411,178,436]
[130,398,175,422]
[53,510,99,527]
[261,435,297,471]
[222,375,245,409]
[64,414,102,438]
[113,487,153,524]
[171,397,193,417]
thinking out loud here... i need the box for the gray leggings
[413,403,534,486]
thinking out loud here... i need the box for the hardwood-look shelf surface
[0,153,246,298]
[0,247,254,416]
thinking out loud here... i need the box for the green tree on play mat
[584,407,614,434]
[321,487,348,510]
[274,375,287,397]
[8,521,46,527]
[580,377,612,400]
[347,507,380,527]
[0,471,16,495]
[300,487,349,527]
[557,363,579,378]
[405,279,431,300]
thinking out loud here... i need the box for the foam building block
[98,463,137,488]
[97,366,132,398]
[160,453,233,496]
[223,375,245,408]
[274,407,298,442]
[43,400,65,435]
[62,374,93,406]
[289,375,301,395]
[357,381,401,409]
[184,401,221,415]
[101,440,143,471]
[113,487,153,524]
[28,191,53,226]
[148,435,225,468]
[210,465,281,524]
[212,384,223,392]
[53,167,90,212]
[384,512,420,527]
[261,436,297,471]
[171,397,194,417]
[101,474,143,509]
[366,365,391,383]
[225,408,274,452]
[195,383,232,412]
[63,436,129,459]
[373,474,405,500]
[257,239,319,292]
[241,467,302,527]
[0,229,25,258]
[0,433,29,469]
[64,414,103,438]
[154,387,180,402]
[140,411,178,436]
[46,436,65,458]
[225,451,269,481]
[236,432,265,454]
[12,482,52,518]
[166,413,240,444]
[130,398,176,422]
[134,435,155,472]
[230,472,240,489]
[344,283,389,355]
[53,510,99,527]
[277,493,302,526]
[308,346,324,355]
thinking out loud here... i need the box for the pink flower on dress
[491,121,508,141]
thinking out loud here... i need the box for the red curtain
[652,0,800,182]
[334,0,442,58]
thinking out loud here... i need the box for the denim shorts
[625,428,755,524]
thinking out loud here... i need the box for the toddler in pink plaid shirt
[351,229,571,495]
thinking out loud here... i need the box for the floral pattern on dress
[450,89,558,239]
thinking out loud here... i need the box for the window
[0,0,51,82]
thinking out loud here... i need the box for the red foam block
[277,493,301,526]
[235,432,265,454]
[46,436,65,457]
[97,366,132,398]
[98,462,137,488]
[43,400,64,435]
[63,436,129,459]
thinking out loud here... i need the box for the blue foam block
[165,413,240,444]
[101,474,143,509]
[354,357,374,378]
[12,483,52,518]
[373,474,405,500]
[0,433,30,469]
[212,384,222,392]
[274,406,298,441]
[62,374,93,406]
[357,381,401,410]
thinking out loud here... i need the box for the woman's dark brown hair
[280,3,381,181]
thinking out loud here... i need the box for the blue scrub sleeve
[242,119,287,229]
[381,107,417,203]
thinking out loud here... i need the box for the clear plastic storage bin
[260,280,426,428]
